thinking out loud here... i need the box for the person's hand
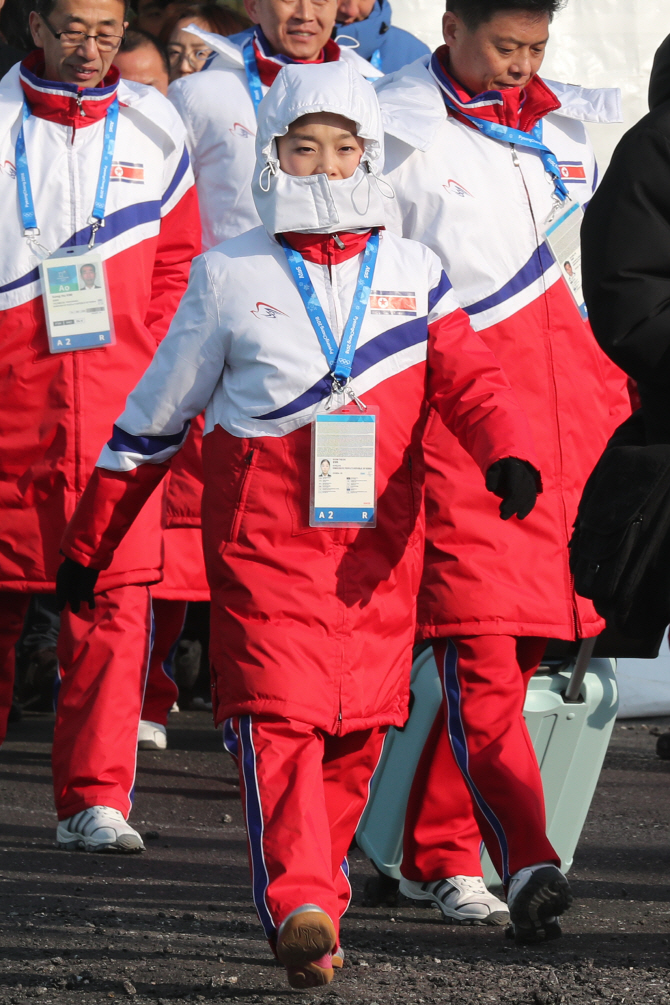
[56,556,99,614]
[485,458,539,521]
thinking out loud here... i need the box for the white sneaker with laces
[56,806,145,853]
[138,720,168,750]
[399,875,509,925]
[506,863,572,943]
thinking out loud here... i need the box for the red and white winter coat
[0,53,200,593]
[61,61,538,733]
[168,26,380,250]
[376,51,632,640]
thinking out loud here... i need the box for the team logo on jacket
[110,162,144,183]
[443,178,473,198]
[369,291,417,316]
[251,302,288,319]
[558,162,587,183]
[1,159,16,178]
[230,122,255,139]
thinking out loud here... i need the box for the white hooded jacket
[64,60,536,736]
[169,27,381,250]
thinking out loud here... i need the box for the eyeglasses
[166,45,213,68]
[42,15,125,51]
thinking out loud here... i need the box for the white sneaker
[506,863,572,944]
[399,875,509,926]
[56,806,145,853]
[138,720,167,750]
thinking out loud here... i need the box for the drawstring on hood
[252,60,391,236]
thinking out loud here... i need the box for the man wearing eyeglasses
[0,0,200,850]
[168,0,379,252]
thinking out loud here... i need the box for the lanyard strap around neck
[16,95,119,245]
[438,88,570,203]
[280,230,380,402]
[242,37,264,115]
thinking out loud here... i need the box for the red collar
[253,29,340,88]
[281,230,373,265]
[434,45,560,133]
[19,50,120,130]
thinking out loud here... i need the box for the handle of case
[564,636,597,703]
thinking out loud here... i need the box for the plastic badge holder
[40,245,114,353]
[310,406,378,528]
[545,202,587,320]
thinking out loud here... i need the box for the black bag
[569,411,670,638]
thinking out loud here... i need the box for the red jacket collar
[433,45,560,133]
[253,28,340,88]
[19,50,120,130]
[281,230,373,265]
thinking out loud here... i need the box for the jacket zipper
[69,124,85,494]
[229,448,256,543]
[408,454,416,525]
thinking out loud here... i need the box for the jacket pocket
[228,447,259,544]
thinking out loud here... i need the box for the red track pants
[0,592,32,745]
[402,636,559,886]
[224,716,386,942]
[141,598,184,726]
[52,584,155,820]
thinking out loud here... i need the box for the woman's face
[166,17,214,80]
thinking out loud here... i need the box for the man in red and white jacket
[0,0,200,848]
[168,0,379,251]
[377,0,631,942]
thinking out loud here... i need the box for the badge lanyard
[16,95,119,252]
[280,229,380,410]
[242,37,265,115]
[438,90,570,204]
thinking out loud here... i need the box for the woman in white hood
[56,61,539,989]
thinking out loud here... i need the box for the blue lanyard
[440,92,569,203]
[242,38,264,114]
[370,48,382,70]
[280,230,380,399]
[16,96,119,244]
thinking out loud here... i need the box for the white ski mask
[252,61,391,235]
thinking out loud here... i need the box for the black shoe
[657,732,670,760]
[506,864,572,944]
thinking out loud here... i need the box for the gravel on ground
[1,711,669,1004]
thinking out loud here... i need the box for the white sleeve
[97,253,228,471]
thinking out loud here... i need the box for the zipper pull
[511,145,520,168]
[333,234,345,251]
[76,93,86,117]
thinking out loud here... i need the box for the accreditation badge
[545,202,587,320]
[39,246,114,353]
[310,409,377,528]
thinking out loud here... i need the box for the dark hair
[120,26,170,73]
[446,0,564,30]
[159,2,250,43]
[0,0,33,49]
[31,0,129,22]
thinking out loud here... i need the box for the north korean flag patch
[110,161,144,183]
[558,161,587,183]
[369,291,417,316]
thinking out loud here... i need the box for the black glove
[56,556,99,614]
[485,457,539,521]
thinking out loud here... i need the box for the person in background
[376,0,630,942]
[0,0,29,76]
[0,0,200,845]
[582,33,670,446]
[131,0,187,37]
[162,2,250,81]
[167,0,378,253]
[114,25,169,92]
[334,0,428,74]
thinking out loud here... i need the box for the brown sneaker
[276,905,337,989]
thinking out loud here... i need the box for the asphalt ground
[1,710,670,1004]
